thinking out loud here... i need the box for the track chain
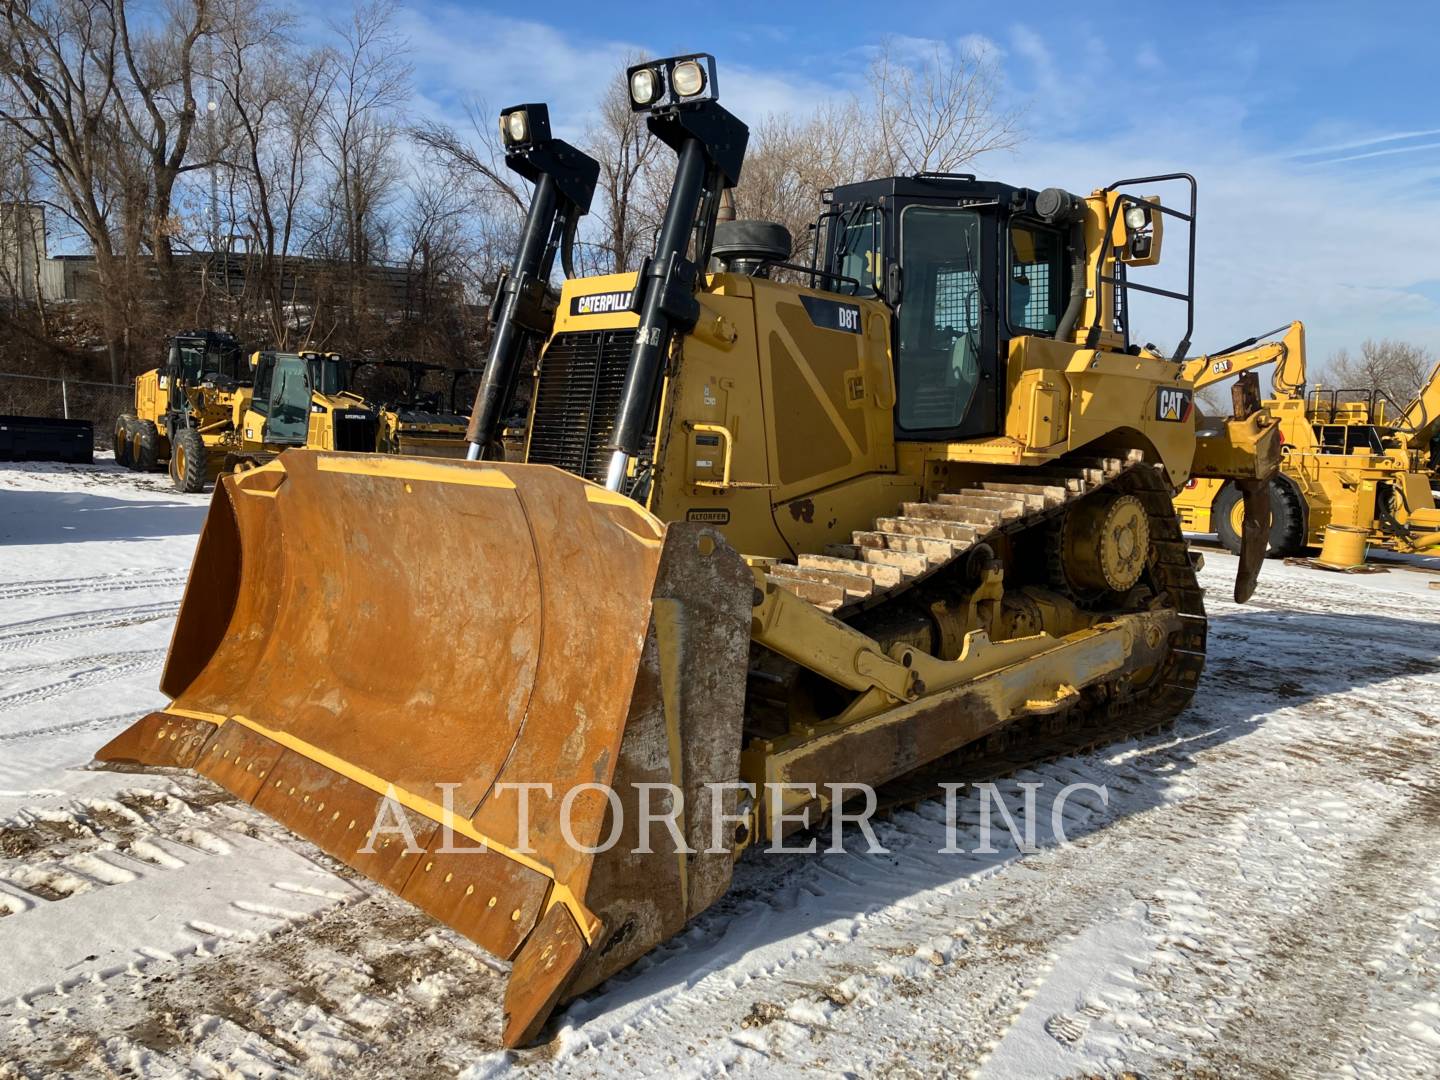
[760,451,1209,813]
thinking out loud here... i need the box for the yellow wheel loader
[96,63,1281,1047]
[1175,325,1440,555]
[113,330,249,491]
[351,358,473,458]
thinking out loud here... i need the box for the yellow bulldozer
[96,57,1282,1046]
[115,340,382,491]
[1174,323,1440,557]
[220,350,380,476]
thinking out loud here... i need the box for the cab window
[266,357,311,443]
[896,206,983,432]
[305,355,349,396]
[1008,224,1065,334]
[835,207,883,296]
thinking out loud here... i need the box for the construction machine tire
[170,428,207,493]
[114,414,137,468]
[132,419,161,471]
[1216,477,1301,557]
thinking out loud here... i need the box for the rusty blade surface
[94,449,755,1047]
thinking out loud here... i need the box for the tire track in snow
[0,571,186,603]
[0,710,146,745]
[0,649,167,713]
[0,601,176,652]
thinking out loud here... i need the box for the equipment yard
[2,457,1437,1079]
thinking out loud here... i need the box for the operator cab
[250,352,317,444]
[818,173,1188,444]
[166,330,245,411]
[819,175,1071,442]
[251,351,375,449]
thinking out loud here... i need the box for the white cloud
[1296,139,1440,166]
[982,19,1440,361]
[386,8,1440,361]
[993,126,1440,362]
[1290,128,1440,158]
[393,3,831,141]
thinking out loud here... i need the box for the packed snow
[2,458,1439,1079]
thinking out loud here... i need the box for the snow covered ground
[2,458,1439,1079]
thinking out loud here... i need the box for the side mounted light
[498,103,552,149]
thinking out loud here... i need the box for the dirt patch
[116,791,174,816]
[0,819,88,859]
[740,1000,787,1028]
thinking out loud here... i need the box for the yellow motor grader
[114,330,249,491]
[97,58,1281,1047]
[1174,324,1440,555]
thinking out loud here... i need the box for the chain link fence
[0,372,131,447]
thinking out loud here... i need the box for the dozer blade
[95,450,753,1046]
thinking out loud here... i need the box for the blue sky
[396,1,1440,364]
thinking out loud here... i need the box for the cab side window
[1008,224,1065,335]
[835,207,883,296]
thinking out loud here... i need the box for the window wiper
[961,226,996,322]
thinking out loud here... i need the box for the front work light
[671,59,706,97]
[625,54,720,112]
[496,103,552,151]
[1123,202,1150,230]
[629,67,661,106]
[502,109,529,146]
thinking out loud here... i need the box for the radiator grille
[332,409,378,452]
[526,329,635,483]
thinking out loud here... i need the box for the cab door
[893,204,999,441]
[256,356,310,445]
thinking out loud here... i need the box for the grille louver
[332,409,378,452]
[526,329,636,483]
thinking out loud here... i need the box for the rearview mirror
[884,262,903,306]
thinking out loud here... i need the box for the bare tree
[863,37,1020,176]
[584,56,662,274]
[311,0,410,347]
[1324,339,1433,407]
[410,102,527,211]
[408,101,537,307]
[112,0,210,283]
[0,0,134,377]
[207,0,329,345]
[730,39,1020,260]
